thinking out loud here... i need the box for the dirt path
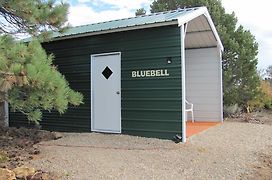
[24,121,272,180]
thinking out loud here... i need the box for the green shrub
[223,104,241,117]
[247,80,272,112]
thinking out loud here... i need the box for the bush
[247,80,272,112]
[223,104,242,117]
[263,80,272,110]
[264,101,272,110]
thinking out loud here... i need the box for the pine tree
[135,8,147,16]
[0,0,69,38]
[149,0,260,109]
[0,0,83,124]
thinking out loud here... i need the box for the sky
[66,0,271,70]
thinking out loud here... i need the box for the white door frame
[90,52,121,133]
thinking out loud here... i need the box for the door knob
[116,91,120,94]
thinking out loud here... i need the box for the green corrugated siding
[9,25,182,139]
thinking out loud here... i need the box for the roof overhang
[177,7,224,51]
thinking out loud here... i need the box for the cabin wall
[185,47,222,122]
[9,25,183,139]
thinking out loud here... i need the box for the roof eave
[177,7,224,51]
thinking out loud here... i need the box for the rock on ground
[13,166,36,179]
[0,168,16,180]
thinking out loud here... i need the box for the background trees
[266,65,272,80]
[149,0,260,110]
[0,0,83,124]
[0,0,68,38]
[135,8,147,16]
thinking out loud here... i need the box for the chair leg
[191,111,194,123]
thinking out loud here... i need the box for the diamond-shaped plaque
[102,66,113,79]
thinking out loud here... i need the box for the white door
[91,52,121,133]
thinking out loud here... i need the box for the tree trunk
[0,101,8,127]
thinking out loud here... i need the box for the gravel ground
[26,121,272,180]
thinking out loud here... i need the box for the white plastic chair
[185,100,194,123]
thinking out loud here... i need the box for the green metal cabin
[9,7,223,142]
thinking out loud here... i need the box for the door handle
[116,91,120,95]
